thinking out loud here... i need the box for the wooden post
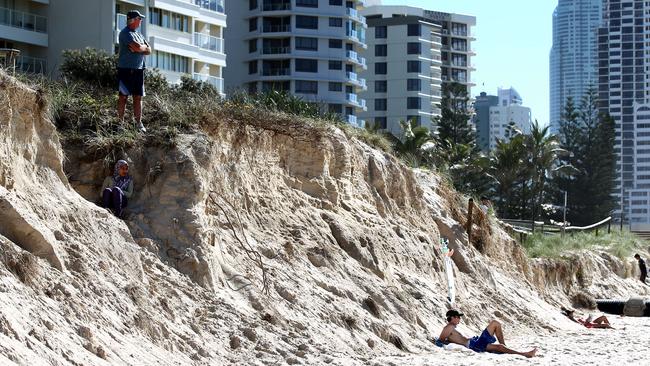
[467,198,474,243]
[608,220,611,234]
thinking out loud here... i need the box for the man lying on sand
[437,310,537,358]
[561,307,613,329]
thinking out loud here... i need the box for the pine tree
[550,89,616,225]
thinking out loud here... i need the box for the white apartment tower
[597,0,650,228]
[0,0,48,73]
[488,87,532,150]
[359,5,475,136]
[224,0,368,127]
[7,1,227,93]
[549,0,602,135]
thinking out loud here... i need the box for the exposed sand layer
[1,72,649,365]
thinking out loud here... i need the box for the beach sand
[365,315,650,366]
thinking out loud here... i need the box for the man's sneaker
[136,121,147,133]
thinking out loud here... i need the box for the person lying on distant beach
[561,307,613,329]
[436,310,537,358]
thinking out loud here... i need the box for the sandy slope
[1,72,649,365]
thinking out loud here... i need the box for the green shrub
[60,48,117,87]
[522,230,644,259]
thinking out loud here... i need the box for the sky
[377,0,558,127]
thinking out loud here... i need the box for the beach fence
[499,216,612,243]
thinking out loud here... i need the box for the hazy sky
[377,0,558,127]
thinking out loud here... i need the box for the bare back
[439,324,470,347]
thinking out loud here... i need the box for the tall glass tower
[598,0,650,228]
[549,0,602,135]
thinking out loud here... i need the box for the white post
[562,191,567,237]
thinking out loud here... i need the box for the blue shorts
[468,329,497,353]
[117,67,145,96]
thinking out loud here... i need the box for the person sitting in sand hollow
[100,160,134,218]
[436,310,537,358]
[561,307,613,329]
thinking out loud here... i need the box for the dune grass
[521,230,646,259]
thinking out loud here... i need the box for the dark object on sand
[596,299,650,316]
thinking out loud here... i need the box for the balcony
[194,0,225,13]
[193,33,224,53]
[262,68,290,76]
[263,1,291,11]
[345,50,366,67]
[262,46,290,54]
[0,6,47,33]
[346,114,357,125]
[17,55,47,74]
[193,73,224,93]
[346,7,366,25]
[263,24,291,32]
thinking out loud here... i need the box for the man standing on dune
[634,254,647,284]
[117,10,151,133]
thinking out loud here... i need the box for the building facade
[359,5,475,136]
[549,0,602,135]
[0,0,49,73]
[3,0,227,93]
[488,88,532,151]
[473,91,498,151]
[224,0,368,127]
[597,0,650,227]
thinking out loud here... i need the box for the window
[149,8,189,32]
[295,59,318,72]
[375,62,387,74]
[375,117,387,129]
[329,17,342,27]
[375,99,387,111]
[248,61,257,74]
[328,82,342,92]
[148,51,189,73]
[407,42,421,54]
[329,60,342,70]
[249,39,257,53]
[407,79,421,91]
[296,16,318,29]
[296,0,318,7]
[407,97,421,109]
[295,80,318,94]
[375,26,387,39]
[296,37,318,51]
[329,0,342,5]
[408,24,421,36]
[249,18,257,32]
[329,39,342,48]
[375,80,387,93]
[249,0,257,10]
[407,60,421,73]
[375,44,387,57]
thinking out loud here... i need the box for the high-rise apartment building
[549,0,602,135]
[359,5,475,135]
[1,1,227,93]
[488,88,532,150]
[597,0,650,228]
[473,92,498,151]
[224,0,368,127]
[0,0,48,73]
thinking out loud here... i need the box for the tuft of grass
[522,230,645,259]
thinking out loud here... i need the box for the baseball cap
[127,10,146,19]
[446,310,464,320]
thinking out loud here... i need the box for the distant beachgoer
[634,254,647,284]
[101,160,134,218]
[561,307,613,329]
[436,310,537,358]
[479,196,492,216]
